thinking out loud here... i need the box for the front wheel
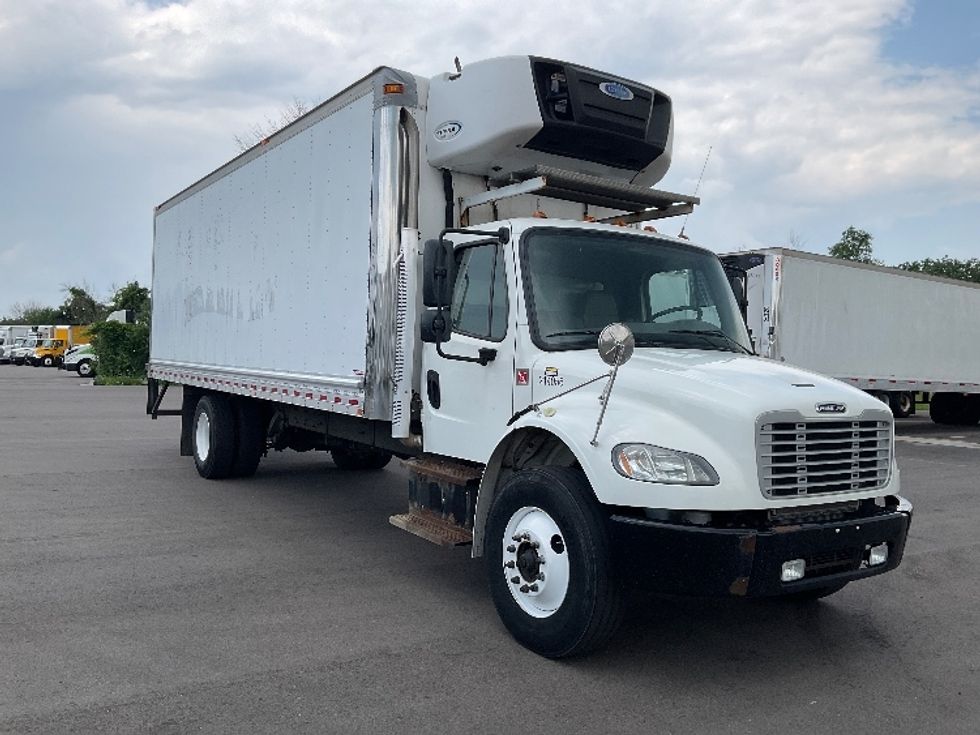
[42,355,54,367]
[77,360,93,377]
[485,466,622,658]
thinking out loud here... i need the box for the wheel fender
[472,417,602,558]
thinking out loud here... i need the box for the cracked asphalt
[1,366,978,734]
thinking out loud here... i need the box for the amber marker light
[383,83,405,95]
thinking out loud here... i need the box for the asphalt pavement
[1,365,978,734]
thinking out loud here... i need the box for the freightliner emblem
[815,402,847,414]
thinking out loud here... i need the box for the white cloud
[0,0,978,314]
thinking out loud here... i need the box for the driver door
[421,238,515,462]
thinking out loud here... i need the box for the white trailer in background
[148,56,912,658]
[722,248,980,424]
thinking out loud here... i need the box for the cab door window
[450,244,508,341]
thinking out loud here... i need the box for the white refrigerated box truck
[148,56,911,657]
[722,249,980,425]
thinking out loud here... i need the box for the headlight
[612,444,719,485]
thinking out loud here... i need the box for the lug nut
[529,584,538,592]
[504,561,515,569]
[537,573,545,581]
[519,585,530,593]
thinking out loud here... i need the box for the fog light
[781,559,806,582]
[867,543,889,567]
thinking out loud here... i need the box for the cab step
[389,508,473,547]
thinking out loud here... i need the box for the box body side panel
[150,93,375,386]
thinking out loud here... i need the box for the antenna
[678,145,712,239]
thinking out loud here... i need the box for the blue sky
[0,0,978,316]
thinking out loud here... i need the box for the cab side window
[451,244,508,341]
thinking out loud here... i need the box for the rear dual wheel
[192,394,267,479]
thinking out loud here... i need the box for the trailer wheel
[330,445,392,471]
[930,393,979,426]
[889,392,913,419]
[192,394,237,479]
[230,399,266,478]
[485,466,622,658]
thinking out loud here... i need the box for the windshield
[523,229,752,353]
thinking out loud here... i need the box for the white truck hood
[521,348,895,510]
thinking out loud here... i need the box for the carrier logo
[433,121,462,141]
[815,402,847,414]
[598,81,634,101]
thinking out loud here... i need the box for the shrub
[89,321,150,381]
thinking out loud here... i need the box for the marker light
[781,559,806,582]
[383,83,405,95]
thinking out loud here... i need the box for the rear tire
[192,394,237,479]
[930,393,980,426]
[230,399,266,478]
[330,445,392,471]
[889,392,912,419]
[485,466,623,658]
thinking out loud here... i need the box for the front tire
[485,466,622,658]
[192,394,237,479]
[77,360,93,377]
[42,355,54,367]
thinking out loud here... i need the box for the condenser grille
[757,416,891,498]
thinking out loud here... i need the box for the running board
[389,508,473,547]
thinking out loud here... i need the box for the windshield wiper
[667,329,753,355]
[545,329,601,338]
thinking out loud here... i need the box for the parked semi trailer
[148,56,911,657]
[722,249,980,425]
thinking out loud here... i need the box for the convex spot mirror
[422,238,457,308]
[420,309,452,344]
[597,323,635,366]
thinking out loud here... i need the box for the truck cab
[415,217,908,649]
[32,338,67,367]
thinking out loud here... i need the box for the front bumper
[608,496,912,597]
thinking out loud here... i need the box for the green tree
[898,256,980,284]
[108,281,151,323]
[60,285,105,324]
[5,301,62,324]
[828,227,881,264]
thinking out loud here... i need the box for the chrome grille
[757,414,891,498]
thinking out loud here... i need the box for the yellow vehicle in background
[29,325,92,367]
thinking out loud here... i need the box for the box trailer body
[148,57,911,658]
[723,249,980,424]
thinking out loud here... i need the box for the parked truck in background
[722,249,980,425]
[30,325,92,367]
[148,56,912,657]
[0,325,32,363]
[9,327,53,365]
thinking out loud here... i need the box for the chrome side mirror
[597,323,635,367]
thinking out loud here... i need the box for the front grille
[757,413,892,498]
